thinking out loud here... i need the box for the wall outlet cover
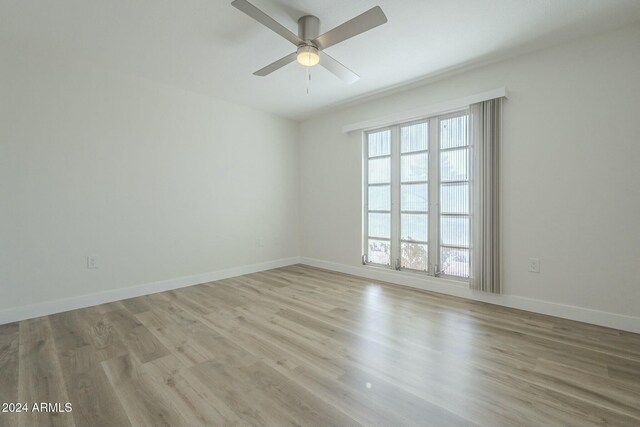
[87,255,99,269]
[528,258,540,273]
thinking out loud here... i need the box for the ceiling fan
[231,0,388,84]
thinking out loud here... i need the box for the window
[365,129,392,266]
[400,122,428,271]
[363,111,470,279]
[439,114,470,278]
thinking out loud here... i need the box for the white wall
[0,42,300,313]
[2,23,639,330]
[299,23,640,321]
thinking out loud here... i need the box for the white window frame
[363,109,470,281]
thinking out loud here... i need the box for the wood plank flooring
[1,264,639,426]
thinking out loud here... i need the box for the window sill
[363,263,469,286]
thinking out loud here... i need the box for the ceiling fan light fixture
[296,45,320,67]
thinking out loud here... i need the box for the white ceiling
[2,0,640,120]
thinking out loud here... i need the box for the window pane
[368,185,390,211]
[368,130,391,157]
[441,183,469,214]
[441,247,470,278]
[440,148,468,182]
[401,213,427,242]
[368,239,390,265]
[440,115,468,149]
[401,152,428,182]
[402,242,428,271]
[401,183,427,212]
[368,157,390,184]
[369,212,390,238]
[441,216,469,247]
[401,122,428,153]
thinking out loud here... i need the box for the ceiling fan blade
[253,52,297,76]
[312,6,387,50]
[231,0,303,46]
[318,51,360,84]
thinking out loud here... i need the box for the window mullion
[428,118,440,276]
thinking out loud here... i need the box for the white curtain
[470,98,502,293]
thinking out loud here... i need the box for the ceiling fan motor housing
[298,15,320,43]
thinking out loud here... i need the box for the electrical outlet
[257,238,264,248]
[528,258,540,273]
[87,255,99,269]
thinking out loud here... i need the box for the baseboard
[0,257,300,325]
[4,255,638,334]
[299,257,640,334]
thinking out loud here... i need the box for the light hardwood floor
[1,264,639,426]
